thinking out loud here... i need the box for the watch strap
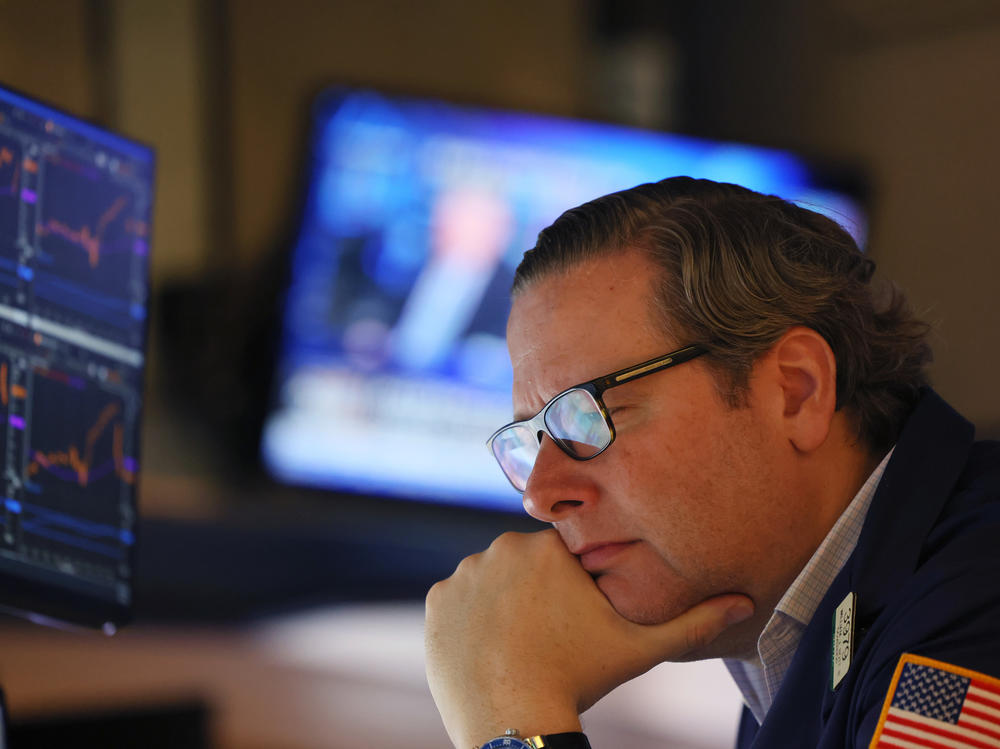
[528,732,592,749]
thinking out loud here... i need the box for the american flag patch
[869,653,1000,748]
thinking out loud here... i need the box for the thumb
[636,593,755,661]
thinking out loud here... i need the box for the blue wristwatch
[476,729,592,748]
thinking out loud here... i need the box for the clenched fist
[424,529,754,748]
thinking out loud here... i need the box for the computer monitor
[260,87,865,513]
[0,83,153,630]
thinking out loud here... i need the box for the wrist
[476,729,591,749]
[456,715,583,749]
[457,699,582,749]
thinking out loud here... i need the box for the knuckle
[488,531,523,552]
[454,551,478,574]
[425,579,446,607]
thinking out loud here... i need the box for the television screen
[261,88,865,512]
[0,82,153,629]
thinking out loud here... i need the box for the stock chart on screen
[0,84,152,628]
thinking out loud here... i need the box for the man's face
[507,250,810,657]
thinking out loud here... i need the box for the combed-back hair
[513,177,932,453]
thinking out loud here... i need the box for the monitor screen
[261,87,865,513]
[0,83,153,629]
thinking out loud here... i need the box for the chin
[594,572,693,626]
[595,572,763,660]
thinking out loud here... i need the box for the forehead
[507,250,676,406]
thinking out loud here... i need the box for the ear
[768,326,838,453]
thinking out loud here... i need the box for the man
[424,177,1000,748]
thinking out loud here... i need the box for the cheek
[604,440,718,571]
[622,414,773,573]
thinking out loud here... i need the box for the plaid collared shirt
[723,449,893,725]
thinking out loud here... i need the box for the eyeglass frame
[487,343,709,492]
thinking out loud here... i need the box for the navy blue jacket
[736,389,1000,748]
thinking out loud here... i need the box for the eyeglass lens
[493,388,612,491]
[546,389,611,457]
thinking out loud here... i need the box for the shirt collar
[723,448,893,725]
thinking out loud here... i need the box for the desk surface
[0,603,741,749]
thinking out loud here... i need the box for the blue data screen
[0,84,152,625]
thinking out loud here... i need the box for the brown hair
[513,177,932,453]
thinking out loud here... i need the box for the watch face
[481,739,530,749]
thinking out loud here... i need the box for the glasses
[487,344,707,492]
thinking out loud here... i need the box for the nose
[521,435,598,522]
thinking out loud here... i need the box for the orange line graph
[39,194,129,268]
[96,195,127,238]
[125,216,148,237]
[27,401,135,486]
[0,362,6,407]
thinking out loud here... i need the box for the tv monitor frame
[260,86,867,515]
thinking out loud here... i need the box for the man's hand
[424,529,754,748]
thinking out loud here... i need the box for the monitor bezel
[257,83,871,515]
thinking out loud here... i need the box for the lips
[575,540,638,572]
